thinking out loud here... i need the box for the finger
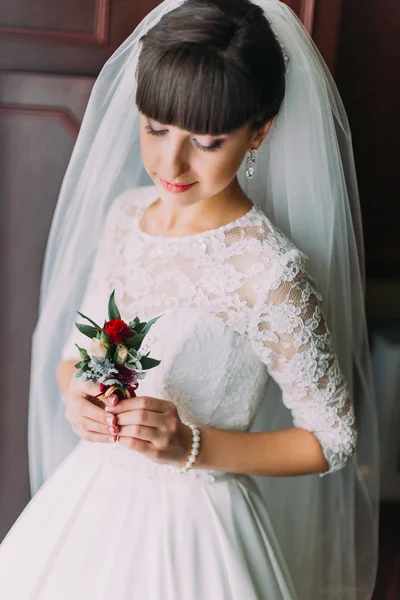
[67,392,117,425]
[118,424,163,441]
[105,396,166,415]
[82,416,120,436]
[69,378,102,398]
[98,388,120,406]
[83,388,118,407]
[116,408,167,429]
[102,394,119,406]
[104,397,140,415]
[117,435,153,455]
[69,379,118,408]
[65,404,119,432]
[74,427,119,444]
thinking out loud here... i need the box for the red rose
[103,319,134,344]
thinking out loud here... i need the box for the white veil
[27,1,379,598]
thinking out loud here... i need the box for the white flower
[115,344,129,364]
[87,337,108,359]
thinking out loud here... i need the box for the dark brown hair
[136,0,286,135]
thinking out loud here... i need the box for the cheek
[201,148,245,188]
[140,131,157,172]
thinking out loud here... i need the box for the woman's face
[139,114,270,207]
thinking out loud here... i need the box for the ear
[248,116,276,151]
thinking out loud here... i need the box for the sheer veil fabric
[27,1,379,598]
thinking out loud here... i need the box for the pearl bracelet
[175,424,201,474]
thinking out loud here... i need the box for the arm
[195,249,357,477]
[56,359,79,396]
[195,427,329,476]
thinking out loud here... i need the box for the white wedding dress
[0,185,356,599]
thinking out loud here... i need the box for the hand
[105,395,194,468]
[63,379,121,443]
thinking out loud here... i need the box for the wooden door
[336,0,400,280]
[0,0,341,540]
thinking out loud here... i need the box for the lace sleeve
[249,249,358,475]
[60,191,130,361]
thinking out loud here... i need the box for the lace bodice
[61,185,357,475]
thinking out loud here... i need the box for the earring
[246,149,256,179]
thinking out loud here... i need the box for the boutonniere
[73,290,161,401]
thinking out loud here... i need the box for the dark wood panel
[285,0,315,32]
[0,72,94,539]
[0,0,109,45]
[372,502,400,599]
[313,0,344,75]
[136,0,316,30]
[139,1,316,34]
[0,0,139,74]
[336,0,400,278]
[0,0,339,76]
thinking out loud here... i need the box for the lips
[160,178,196,194]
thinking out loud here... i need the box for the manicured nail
[108,435,117,442]
[106,417,113,424]
[110,396,117,405]
[105,406,116,413]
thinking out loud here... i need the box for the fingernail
[108,426,117,433]
[108,435,117,442]
[110,396,118,405]
[105,406,116,413]
[106,417,113,424]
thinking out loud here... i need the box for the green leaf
[128,317,140,330]
[75,344,89,361]
[74,360,88,369]
[133,322,146,334]
[141,315,163,336]
[108,290,121,321]
[124,362,138,371]
[76,311,101,330]
[125,333,146,350]
[100,330,110,344]
[75,323,98,339]
[140,356,161,370]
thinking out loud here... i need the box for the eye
[145,124,167,137]
[193,139,224,153]
[145,121,225,152]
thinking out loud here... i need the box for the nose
[163,137,190,182]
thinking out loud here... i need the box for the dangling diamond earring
[245,149,257,179]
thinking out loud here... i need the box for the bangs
[136,47,266,135]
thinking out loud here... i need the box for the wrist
[175,423,200,473]
[176,423,194,469]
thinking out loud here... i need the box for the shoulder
[105,185,157,225]
[227,204,310,288]
[254,206,306,260]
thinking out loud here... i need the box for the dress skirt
[0,440,298,599]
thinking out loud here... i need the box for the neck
[145,178,253,237]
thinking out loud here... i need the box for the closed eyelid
[147,118,226,141]
[147,118,167,129]
[145,120,225,151]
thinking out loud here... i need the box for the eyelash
[144,124,224,153]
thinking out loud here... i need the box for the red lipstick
[160,178,196,194]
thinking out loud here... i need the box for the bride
[0,0,378,598]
